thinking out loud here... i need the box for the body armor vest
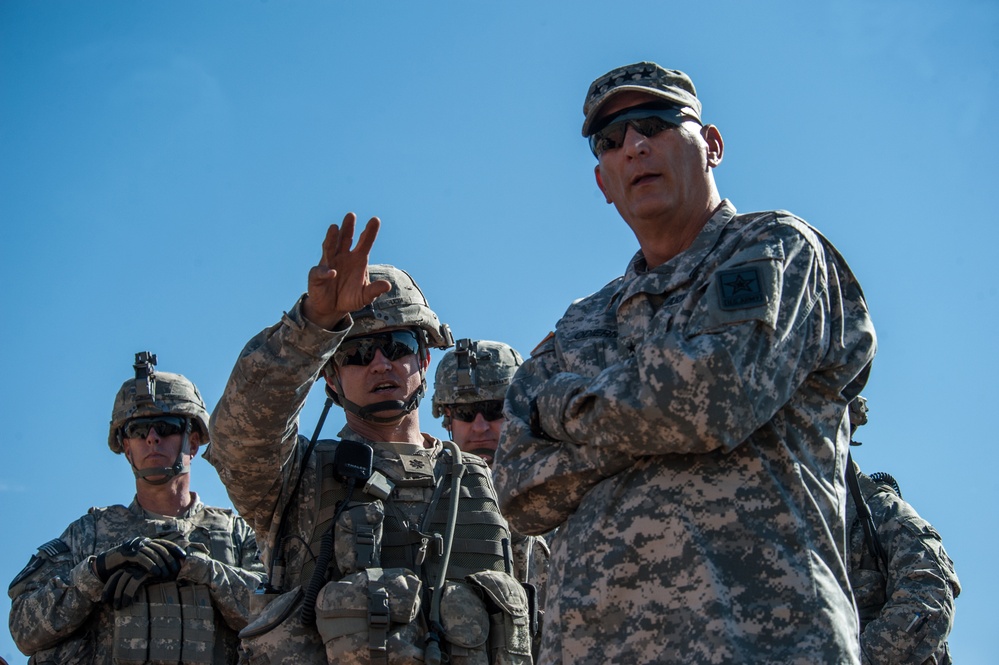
[90,504,243,664]
[239,440,532,665]
[303,441,511,587]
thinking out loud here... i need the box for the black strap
[846,452,889,572]
[267,396,334,592]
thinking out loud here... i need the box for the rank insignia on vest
[717,267,766,310]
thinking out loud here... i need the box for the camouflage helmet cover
[849,395,869,430]
[343,264,454,349]
[432,339,523,418]
[108,371,210,453]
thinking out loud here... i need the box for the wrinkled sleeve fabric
[541,227,836,454]
[8,519,104,654]
[496,339,636,533]
[176,515,267,631]
[207,295,349,543]
[496,214,875,535]
[860,493,961,665]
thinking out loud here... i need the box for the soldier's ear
[595,165,613,204]
[188,431,202,457]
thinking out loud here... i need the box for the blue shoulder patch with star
[716,267,766,310]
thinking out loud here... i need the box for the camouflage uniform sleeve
[206,295,350,537]
[495,338,636,534]
[7,517,105,655]
[859,493,961,665]
[176,515,268,632]
[533,225,872,457]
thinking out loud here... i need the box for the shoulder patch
[9,539,69,591]
[38,538,70,557]
[716,267,766,310]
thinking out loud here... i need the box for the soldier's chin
[466,447,495,464]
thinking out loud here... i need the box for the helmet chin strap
[128,419,193,485]
[333,372,427,425]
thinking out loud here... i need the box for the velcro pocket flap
[315,568,422,641]
[440,580,489,649]
[465,570,529,618]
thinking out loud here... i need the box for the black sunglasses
[123,416,188,440]
[588,106,696,157]
[449,400,505,423]
[334,330,421,367]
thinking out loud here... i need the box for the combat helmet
[849,395,869,433]
[324,265,454,423]
[109,352,209,483]
[432,339,522,426]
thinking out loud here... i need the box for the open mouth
[372,381,399,394]
[631,172,659,186]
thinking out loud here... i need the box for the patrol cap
[582,62,702,137]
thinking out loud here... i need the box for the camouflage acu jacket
[494,200,877,665]
[7,495,265,664]
[847,470,960,665]
[207,299,533,664]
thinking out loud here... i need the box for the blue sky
[1,1,996,662]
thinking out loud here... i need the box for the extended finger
[363,279,392,303]
[336,212,358,255]
[319,223,341,269]
[352,216,381,255]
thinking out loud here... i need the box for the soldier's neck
[135,478,195,517]
[345,411,427,447]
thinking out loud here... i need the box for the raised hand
[302,213,392,330]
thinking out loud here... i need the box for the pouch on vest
[439,580,489,665]
[112,581,217,665]
[238,586,326,665]
[315,567,425,665]
[466,571,532,665]
[335,500,386,577]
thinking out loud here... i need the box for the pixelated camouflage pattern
[581,62,702,137]
[494,201,876,665]
[432,339,524,416]
[850,395,870,429]
[207,297,529,663]
[108,371,211,453]
[847,468,960,665]
[8,495,265,664]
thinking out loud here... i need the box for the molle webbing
[113,582,216,664]
[422,462,509,583]
[307,443,511,591]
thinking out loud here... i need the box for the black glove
[101,565,154,610]
[94,537,186,582]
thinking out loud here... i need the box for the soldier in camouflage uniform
[492,62,877,664]
[846,397,961,664]
[207,214,532,664]
[432,339,550,654]
[7,354,265,665]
